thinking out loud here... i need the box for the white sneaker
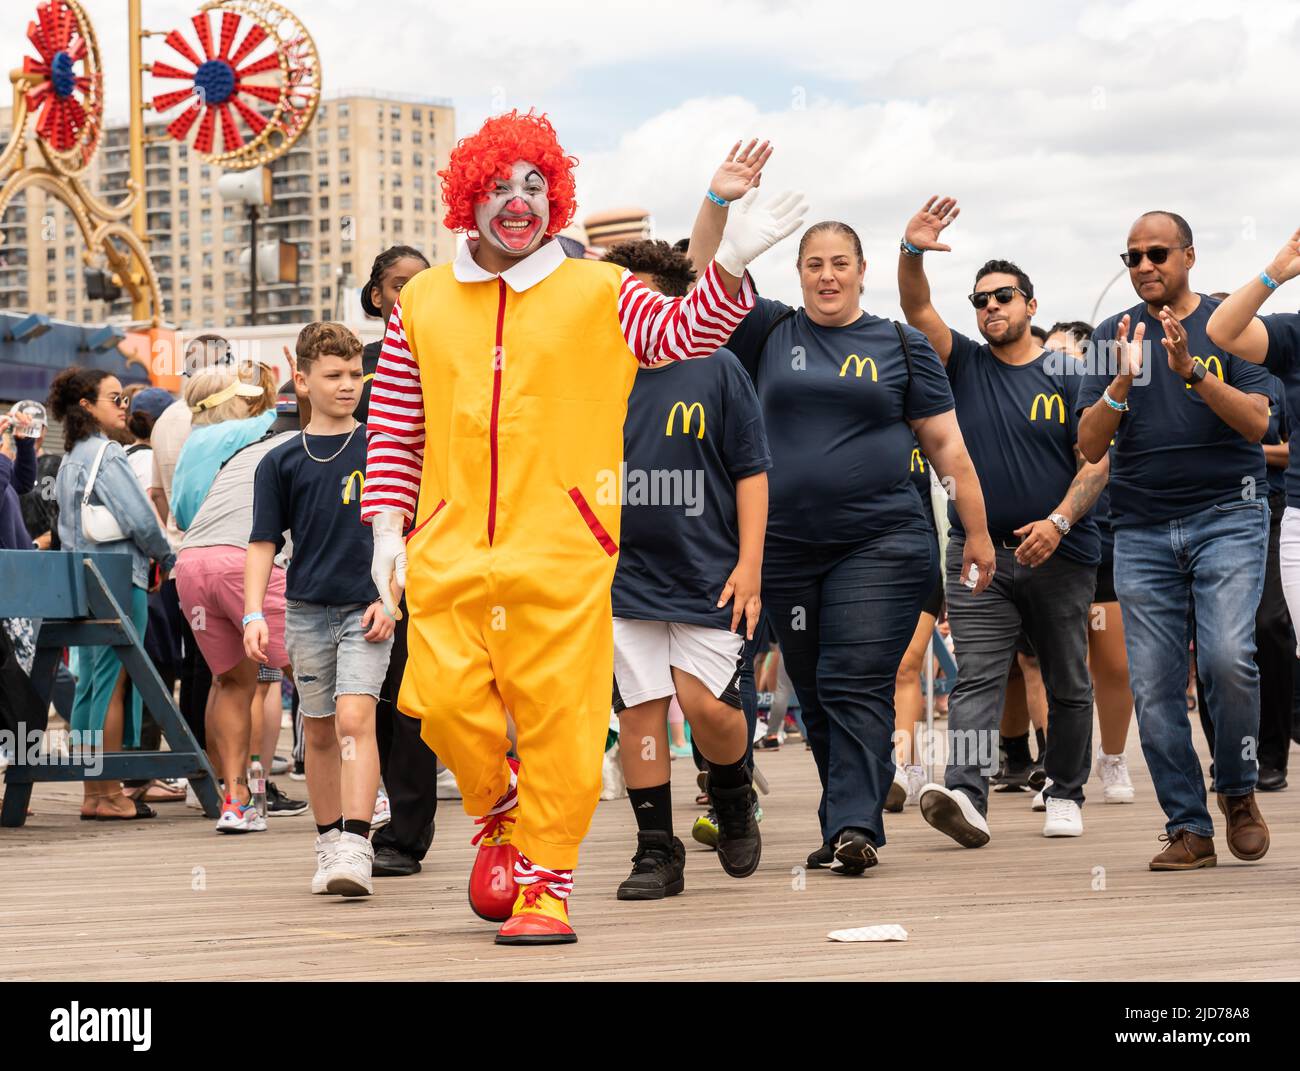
[311,829,341,894]
[185,783,203,811]
[885,765,909,813]
[918,784,990,848]
[436,766,462,800]
[905,764,926,807]
[371,788,391,830]
[1032,776,1053,812]
[1096,749,1135,803]
[1042,797,1083,837]
[325,831,374,896]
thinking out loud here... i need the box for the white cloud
[6,0,1299,328]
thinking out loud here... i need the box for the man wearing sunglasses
[898,196,1107,846]
[1077,210,1273,872]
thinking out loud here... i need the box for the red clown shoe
[467,758,520,922]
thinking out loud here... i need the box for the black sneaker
[991,754,1035,792]
[266,782,308,817]
[711,781,762,878]
[616,831,685,900]
[830,828,878,876]
[289,759,306,781]
[756,734,781,750]
[373,845,422,877]
[1026,761,1048,791]
[806,842,834,869]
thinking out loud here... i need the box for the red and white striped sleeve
[617,261,756,366]
[361,300,424,525]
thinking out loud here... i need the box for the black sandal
[95,798,157,821]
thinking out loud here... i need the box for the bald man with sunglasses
[1077,211,1273,872]
[897,196,1109,847]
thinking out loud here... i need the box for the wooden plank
[1,719,1297,981]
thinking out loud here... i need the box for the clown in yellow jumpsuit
[361,111,803,944]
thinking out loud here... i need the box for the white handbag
[81,439,127,544]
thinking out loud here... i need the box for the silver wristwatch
[1048,512,1071,536]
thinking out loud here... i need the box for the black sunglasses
[1120,245,1186,268]
[968,286,1028,310]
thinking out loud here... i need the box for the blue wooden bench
[0,550,220,826]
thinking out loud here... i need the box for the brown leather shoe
[1149,829,1217,871]
[1216,792,1270,861]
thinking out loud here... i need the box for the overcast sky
[10,0,1300,324]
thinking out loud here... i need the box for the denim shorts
[283,601,395,718]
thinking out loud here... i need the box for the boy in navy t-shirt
[1078,211,1272,872]
[243,323,395,897]
[602,239,771,901]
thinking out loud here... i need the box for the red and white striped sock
[514,853,573,900]
[485,760,519,817]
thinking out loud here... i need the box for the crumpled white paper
[826,925,909,942]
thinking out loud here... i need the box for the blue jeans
[1113,499,1268,837]
[764,528,937,847]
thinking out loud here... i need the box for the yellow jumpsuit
[363,242,750,870]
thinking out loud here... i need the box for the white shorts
[1280,507,1300,656]
[613,618,745,711]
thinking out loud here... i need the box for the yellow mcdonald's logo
[910,448,925,473]
[665,401,706,438]
[839,354,877,380]
[342,470,365,504]
[1185,355,1225,389]
[1030,392,1066,423]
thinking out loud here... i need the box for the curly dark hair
[47,366,113,446]
[975,258,1034,301]
[602,239,696,297]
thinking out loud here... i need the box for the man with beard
[360,111,803,944]
[896,196,1108,845]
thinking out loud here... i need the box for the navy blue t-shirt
[945,331,1100,566]
[1079,296,1271,526]
[249,424,379,605]
[908,436,937,534]
[612,349,771,628]
[1262,313,1300,507]
[726,299,954,548]
[1263,373,1289,498]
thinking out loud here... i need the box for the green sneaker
[692,811,719,849]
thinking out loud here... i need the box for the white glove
[370,511,407,618]
[714,189,808,277]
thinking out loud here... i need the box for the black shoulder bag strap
[893,320,915,402]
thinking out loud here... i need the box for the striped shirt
[359,259,755,523]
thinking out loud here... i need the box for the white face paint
[473,159,550,259]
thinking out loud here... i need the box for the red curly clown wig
[439,110,579,237]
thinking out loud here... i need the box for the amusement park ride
[0,0,320,355]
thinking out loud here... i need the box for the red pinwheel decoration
[21,0,103,170]
[150,7,285,160]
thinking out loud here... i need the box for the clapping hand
[1265,227,1300,286]
[1158,306,1195,379]
[1114,313,1146,381]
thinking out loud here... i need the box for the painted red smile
[490,214,542,251]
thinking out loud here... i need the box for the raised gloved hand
[714,189,808,277]
[370,511,407,619]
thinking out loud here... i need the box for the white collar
[452,237,567,293]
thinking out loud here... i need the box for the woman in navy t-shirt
[726,221,995,873]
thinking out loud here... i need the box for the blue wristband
[1102,388,1129,413]
[705,189,728,208]
[242,611,264,627]
[900,238,923,257]
[1260,271,1280,291]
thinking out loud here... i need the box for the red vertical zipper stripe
[488,277,506,545]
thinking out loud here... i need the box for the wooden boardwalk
[2,722,1298,981]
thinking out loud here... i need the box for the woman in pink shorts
[173,368,293,833]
